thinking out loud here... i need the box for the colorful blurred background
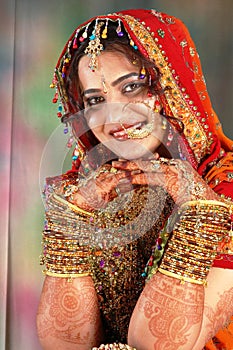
[1,0,232,349]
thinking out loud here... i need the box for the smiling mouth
[110,122,146,140]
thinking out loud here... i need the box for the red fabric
[53,8,233,268]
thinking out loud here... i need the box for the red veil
[51,9,233,348]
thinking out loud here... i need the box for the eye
[85,96,105,107]
[122,81,147,94]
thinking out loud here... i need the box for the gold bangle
[53,193,94,217]
[44,270,90,278]
[180,199,231,210]
[158,268,207,286]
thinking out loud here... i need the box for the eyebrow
[82,88,102,97]
[111,72,139,87]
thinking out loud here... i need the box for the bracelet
[158,268,206,285]
[53,193,94,216]
[180,199,231,210]
[40,190,99,277]
[40,228,92,277]
[158,200,232,285]
[44,271,90,278]
[92,343,136,350]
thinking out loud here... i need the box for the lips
[110,122,145,140]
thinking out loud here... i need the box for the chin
[112,145,153,160]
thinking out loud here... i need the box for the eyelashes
[85,96,105,107]
[84,80,148,107]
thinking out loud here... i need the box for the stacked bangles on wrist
[158,200,233,285]
[92,343,136,350]
[40,192,95,279]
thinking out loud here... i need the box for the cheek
[86,115,108,143]
[85,110,106,131]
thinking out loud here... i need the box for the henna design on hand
[112,159,219,205]
[69,165,131,210]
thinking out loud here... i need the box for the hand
[70,164,132,211]
[112,158,219,205]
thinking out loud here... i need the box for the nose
[104,102,126,124]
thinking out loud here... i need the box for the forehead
[78,51,139,88]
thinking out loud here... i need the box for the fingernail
[118,178,130,184]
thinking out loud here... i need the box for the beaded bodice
[42,172,174,342]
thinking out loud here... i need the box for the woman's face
[78,51,165,160]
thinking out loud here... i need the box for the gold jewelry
[121,121,154,139]
[120,101,155,139]
[44,271,90,279]
[162,119,167,130]
[41,171,174,342]
[101,19,108,39]
[84,20,105,71]
[101,72,108,93]
[180,199,232,210]
[158,268,206,286]
[92,343,136,350]
[157,200,232,285]
[53,193,94,216]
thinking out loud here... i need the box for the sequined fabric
[43,173,174,342]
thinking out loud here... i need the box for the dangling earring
[178,143,187,160]
[166,125,174,147]
[162,119,167,130]
[154,99,161,113]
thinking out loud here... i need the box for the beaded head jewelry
[51,9,233,184]
[84,20,105,71]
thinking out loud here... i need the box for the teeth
[113,123,142,138]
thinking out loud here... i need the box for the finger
[130,171,169,188]
[111,160,139,171]
[112,159,172,173]
[116,178,134,194]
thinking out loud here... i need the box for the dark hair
[64,20,185,167]
[65,19,162,113]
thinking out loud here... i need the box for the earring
[178,143,187,160]
[162,119,167,130]
[154,99,161,113]
[166,125,173,146]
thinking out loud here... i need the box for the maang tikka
[84,20,105,71]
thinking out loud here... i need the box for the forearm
[128,272,204,350]
[193,267,233,349]
[129,200,233,349]
[37,275,104,350]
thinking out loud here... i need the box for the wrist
[158,200,232,285]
